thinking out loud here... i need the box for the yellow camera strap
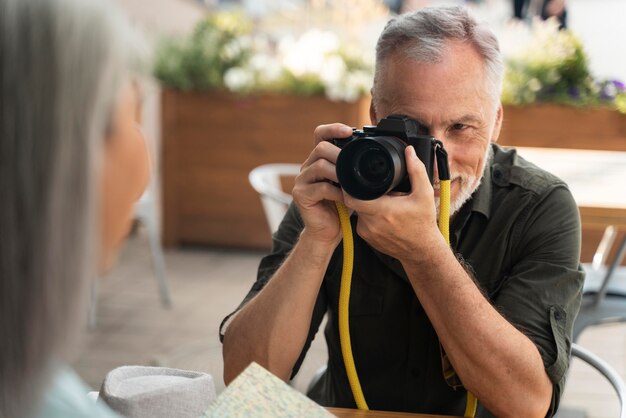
[335,143,477,417]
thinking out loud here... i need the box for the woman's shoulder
[35,367,120,418]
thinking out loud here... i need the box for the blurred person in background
[0,0,150,417]
[222,5,582,417]
[513,0,568,28]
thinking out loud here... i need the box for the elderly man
[221,6,583,417]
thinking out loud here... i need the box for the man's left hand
[343,145,446,263]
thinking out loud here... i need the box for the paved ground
[73,231,328,396]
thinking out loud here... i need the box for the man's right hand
[223,123,352,384]
[292,123,353,246]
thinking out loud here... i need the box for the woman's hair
[372,5,504,108]
[0,0,143,416]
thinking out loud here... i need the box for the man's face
[372,40,502,214]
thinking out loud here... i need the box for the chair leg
[592,226,617,270]
[596,236,626,304]
[144,214,172,308]
[88,280,98,329]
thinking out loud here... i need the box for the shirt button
[411,368,421,377]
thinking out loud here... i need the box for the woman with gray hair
[0,0,150,417]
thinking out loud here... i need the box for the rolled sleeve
[491,186,584,416]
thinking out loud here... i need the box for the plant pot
[500,104,626,151]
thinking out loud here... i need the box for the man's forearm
[222,229,336,384]
[401,239,552,418]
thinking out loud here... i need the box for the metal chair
[133,187,173,309]
[88,186,173,328]
[248,163,301,233]
[556,343,626,418]
[574,228,626,341]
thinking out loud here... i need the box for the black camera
[333,114,438,200]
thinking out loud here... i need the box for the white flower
[250,53,283,84]
[299,30,339,55]
[322,69,371,102]
[320,54,347,85]
[325,83,350,102]
[221,36,252,62]
[224,67,254,92]
[528,78,542,92]
[278,30,341,77]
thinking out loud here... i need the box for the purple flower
[612,80,625,91]
[598,80,624,101]
[567,86,580,99]
[600,82,616,100]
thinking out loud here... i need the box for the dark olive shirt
[220,144,584,417]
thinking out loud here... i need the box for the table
[327,407,460,418]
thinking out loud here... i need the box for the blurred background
[76,1,626,417]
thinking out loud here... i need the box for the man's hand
[343,145,445,262]
[223,123,354,384]
[292,123,352,246]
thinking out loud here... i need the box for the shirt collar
[448,148,494,248]
[469,157,493,220]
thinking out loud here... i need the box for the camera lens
[336,136,406,200]
[355,148,391,185]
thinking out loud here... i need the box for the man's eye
[451,123,467,130]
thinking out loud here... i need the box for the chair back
[570,343,626,418]
[575,233,626,341]
[249,163,301,233]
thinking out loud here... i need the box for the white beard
[434,174,481,217]
[434,145,492,217]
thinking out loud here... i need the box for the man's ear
[369,94,378,125]
[491,104,503,143]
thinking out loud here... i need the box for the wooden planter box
[500,104,626,151]
[161,89,371,250]
[500,104,626,264]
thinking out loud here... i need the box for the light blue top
[34,367,120,418]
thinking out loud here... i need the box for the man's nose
[430,128,447,143]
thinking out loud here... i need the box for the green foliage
[502,20,626,113]
[153,11,252,91]
[152,11,373,102]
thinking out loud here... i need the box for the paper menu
[202,362,335,417]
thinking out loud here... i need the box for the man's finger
[313,123,353,146]
[298,158,339,184]
[293,182,343,206]
[301,141,341,169]
[405,146,430,195]
[342,190,391,216]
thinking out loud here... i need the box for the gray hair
[372,5,504,108]
[0,0,143,416]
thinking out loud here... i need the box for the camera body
[333,114,437,200]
